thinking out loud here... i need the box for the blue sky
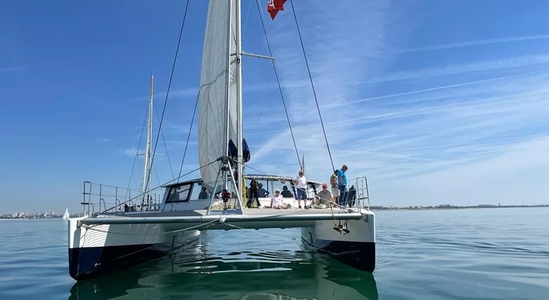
[1,0,549,214]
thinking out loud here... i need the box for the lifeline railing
[354,176,371,210]
[81,181,163,215]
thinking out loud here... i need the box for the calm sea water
[0,208,548,299]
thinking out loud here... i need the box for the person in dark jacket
[247,178,260,208]
[347,185,356,207]
[281,185,293,198]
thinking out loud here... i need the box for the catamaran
[67,0,376,280]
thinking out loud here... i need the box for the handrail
[354,176,371,210]
[80,181,163,214]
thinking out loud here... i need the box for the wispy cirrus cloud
[249,0,395,172]
[96,138,110,143]
[394,34,549,53]
[134,1,549,207]
[240,1,549,206]
[0,66,22,72]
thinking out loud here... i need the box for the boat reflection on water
[69,236,378,300]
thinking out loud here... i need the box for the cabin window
[165,184,192,203]
[189,183,203,200]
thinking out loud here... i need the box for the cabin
[159,174,324,212]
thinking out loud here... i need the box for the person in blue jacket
[337,164,348,206]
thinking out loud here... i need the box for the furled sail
[198,0,238,190]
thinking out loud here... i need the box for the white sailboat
[63,207,70,220]
[67,0,375,281]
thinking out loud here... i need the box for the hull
[67,208,375,279]
[301,210,376,272]
[68,216,200,280]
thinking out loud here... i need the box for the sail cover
[198,0,238,190]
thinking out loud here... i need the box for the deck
[77,207,372,230]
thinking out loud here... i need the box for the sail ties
[228,138,251,163]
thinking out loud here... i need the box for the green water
[1,208,548,299]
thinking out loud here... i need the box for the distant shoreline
[2,204,547,219]
[370,204,549,211]
[0,216,64,220]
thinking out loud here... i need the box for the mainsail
[198,0,239,190]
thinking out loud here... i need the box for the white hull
[71,172,375,280]
[68,215,200,280]
[302,209,376,272]
[68,206,375,280]
[251,198,376,272]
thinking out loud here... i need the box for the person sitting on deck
[270,189,290,209]
[257,183,269,197]
[314,183,333,207]
[281,185,293,198]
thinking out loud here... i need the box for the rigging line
[178,69,232,179]
[222,221,348,256]
[153,106,175,179]
[82,219,220,236]
[254,0,302,171]
[242,0,253,39]
[177,93,200,180]
[145,0,191,196]
[237,163,269,176]
[100,159,218,214]
[153,165,163,191]
[125,101,149,199]
[289,0,335,172]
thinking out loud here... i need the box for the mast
[224,0,233,193]
[142,74,154,204]
[234,0,244,209]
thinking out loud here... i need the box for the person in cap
[270,189,290,209]
[314,183,333,207]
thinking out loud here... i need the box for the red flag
[267,0,287,20]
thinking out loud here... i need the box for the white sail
[198,0,239,190]
[63,207,70,220]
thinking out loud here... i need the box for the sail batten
[198,0,239,190]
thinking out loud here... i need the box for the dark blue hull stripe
[69,243,172,280]
[302,238,376,272]
[70,238,374,280]
[68,235,201,281]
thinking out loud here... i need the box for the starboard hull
[301,210,376,272]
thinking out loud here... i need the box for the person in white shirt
[292,170,308,209]
[270,189,290,209]
[329,170,340,204]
